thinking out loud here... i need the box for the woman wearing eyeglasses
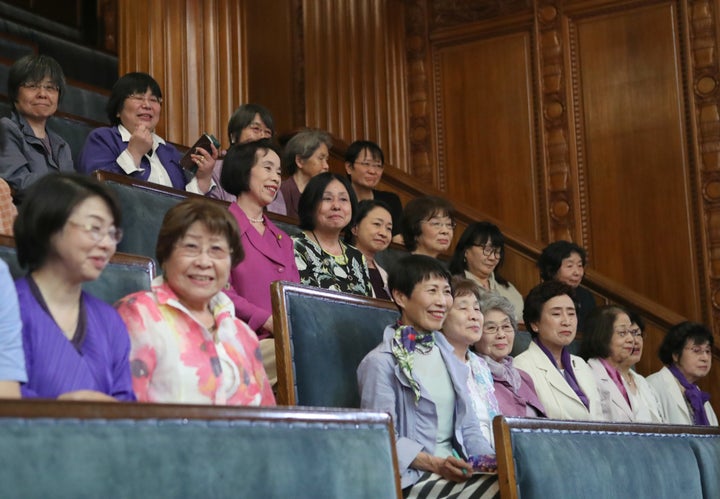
[116,198,275,405]
[474,293,545,417]
[450,222,524,324]
[13,173,134,401]
[78,72,216,194]
[647,322,717,425]
[400,195,455,259]
[580,305,664,422]
[0,55,74,203]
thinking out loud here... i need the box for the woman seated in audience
[345,199,393,299]
[14,173,134,400]
[0,54,74,203]
[475,294,545,417]
[449,221,524,324]
[620,311,664,422]
[358,255,498,497]
[537,240,596,334]
[116,198,275,405]
[0,259,26,398]
[293,172,372,296]
[400,195,455,259]
[220,139,300,383]
[267,128,332,218]
[647,321,717,425]
[78,72,216,194]
[209,103,275,202]
[344,140,403,242]
[514,280,602,420]
[441,277,500,445]
[580,305,663,422]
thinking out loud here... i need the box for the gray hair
[478,293,518,333]
[283,129,333,175]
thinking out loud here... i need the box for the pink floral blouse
[116,278,275,406]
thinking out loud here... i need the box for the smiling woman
[115,198,275,406]
[77,72,217,195]
[0,54,74,203]
[13,173,134,401]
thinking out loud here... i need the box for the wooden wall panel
[302,0,410,172]
[569,3,702,320]
[435,31,542,239]
[117,0,245,148]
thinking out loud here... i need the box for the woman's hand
[193,142,218,193]
[127,124,154,166]
[411,452,473,483]
[262,316,274,335]
[58,390,119,402]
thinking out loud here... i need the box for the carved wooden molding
[430,0,532,29]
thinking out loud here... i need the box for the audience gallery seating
[0,233,155,305]
[493,416,720,499]
[271,281,400,407]
[0,399,402,498]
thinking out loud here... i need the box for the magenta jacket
[225,203,300,338]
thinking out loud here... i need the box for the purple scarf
[669,365,711,426]
[534,338,590,409]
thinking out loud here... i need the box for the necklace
[247,214,265,224]
[311,230,346,260]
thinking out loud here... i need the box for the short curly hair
[658,321,714,366]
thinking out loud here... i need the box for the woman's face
[352,206,392,257]
[415,213,454,257]
[237,113,272,143]
[674,339,712,384]
[15,76,59,123]
[297,143,329,179]
[465,238,502,279]
[163,221,232,312]
[314,179,352,233]
[532,294,577,352]
[554,251,584,288]
[475,309,515,362]
[346,148,383,190]
[117,88,161,132]
[626,322,644,366]
[442,293,483,350]
[49,196,118,284]
[245,149,281,207]
[394,276,453,333]
[607,313,635,367]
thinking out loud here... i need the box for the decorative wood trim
[430,0,532,30]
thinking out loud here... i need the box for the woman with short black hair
[400,195,455,258]
[0,54,73,203]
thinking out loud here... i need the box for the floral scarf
[391,324,435,403]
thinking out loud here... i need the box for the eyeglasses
[483,321,514,335]
[684,345,712,356]
[354,161,383,169]
[475,244,502,258]
[21,82,60,93]
[248,123,273,138]
[424,220,456,231]
[175,241,231,260]
[127,93,162,105]
[615,328,644,338]
[67,221,123,244]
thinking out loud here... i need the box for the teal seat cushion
[689,434,720,499]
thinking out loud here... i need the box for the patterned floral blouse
[467,351,501,447]
[292,232,373,296]
[116,278,275,406]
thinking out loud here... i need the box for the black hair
[343,198,392,244]
[106,72,163,125]
[220,139,281,196]
[523,280,576,337]
[658,321,714,365]
[400,196,454,252]
[389,254,452,299]
[449,221,510,286]
[344,140,384,165]
[297,172,357,231]
[8,54,66,108]
[537,240,588,282]
[579,305,629,360]
[14,173,122,272]
[627,309,646,332]
[227,104,275,144]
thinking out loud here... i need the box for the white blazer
[625,369,665,423]
[514,342,603,421]
[587,358,633,422]
[647,366,718,426]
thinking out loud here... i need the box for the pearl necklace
[247,214,265,224]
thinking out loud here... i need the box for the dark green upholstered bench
[272,281,400,407]
[0,234,155,305]
[494,416,720,499]
[0,400,402,498]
